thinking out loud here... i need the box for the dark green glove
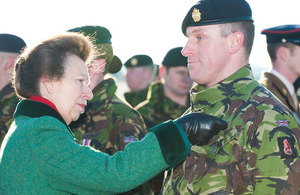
[175,112,227,146]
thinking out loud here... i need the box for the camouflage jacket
[136,82,189,128]
[70,78,147,155]
[124,87,149,107]
[0,84,19,146]
[162,65,300,194]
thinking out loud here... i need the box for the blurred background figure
[294,77,300,101]
[0,33,26,146]
[124,54,156,107]
[135,46,193,194]
[259,24,300,122]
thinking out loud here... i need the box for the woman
[0,32,226,194]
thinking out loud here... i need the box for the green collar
[14,100,69,130]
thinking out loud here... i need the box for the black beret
[0,34,26,53]
[162,47,187,67]
[124,55,154,68]
[68,25,122,74]
[68,25,112,44]
[182,0,253,35]
[261,25,300,46]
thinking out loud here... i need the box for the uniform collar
[190,65,254,111]
[92,78,117,99]
[270,69,296,99]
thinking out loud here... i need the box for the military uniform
[70,78,147,155]
[259,25,300,123]
[0,33,26,147]
[136,82,189,128]
[0,85,19,146]
[162,65,300,194]
[260,71,300,118]
[124,87,149,108]
[124,54,155,107]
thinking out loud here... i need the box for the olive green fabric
[124,87,149,107]
[0,84,19,146]
[136,82,189,128]
[70,78,147,155]
[0,100,190,194]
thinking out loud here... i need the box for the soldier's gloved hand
[175,112,227,146]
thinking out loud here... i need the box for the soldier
[135,46,193,194]
[162,0,300,194]
[68,25,150,194]
[136,47,193,129]
[0,34,26,146]
[259,25,300,122]
[124,54,156,107]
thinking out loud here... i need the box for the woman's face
[50,55,93,124]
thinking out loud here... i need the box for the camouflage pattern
[70,78,147,155]
[124,87,149,107]
[136,82,189,194]
[162,65,300,194]
[0,84,19,146]
[136,82,189,128]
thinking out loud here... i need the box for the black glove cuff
[149,120,190,166]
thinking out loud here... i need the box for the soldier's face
[182,24,232,87]
[162,66,193,97]
[286,45,300,79]
[125,66,153,91]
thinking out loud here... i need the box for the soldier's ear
[229,32,244,54]
[3,57,15,71]
[159,65,166,78]
[277,46,289,62]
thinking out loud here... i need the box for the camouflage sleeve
[107,108,147,155]
[249,114,300,194]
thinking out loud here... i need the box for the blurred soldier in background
[259,24,300,123]
[124,54,156,107]
[135,46,193,194]
[136,47,193,128]
[0,34,26,146]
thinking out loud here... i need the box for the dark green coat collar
[14,100,69,130]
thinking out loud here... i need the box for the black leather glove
[175,112,227,146]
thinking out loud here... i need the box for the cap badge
[130,58,138,66]
[192,8,201,22]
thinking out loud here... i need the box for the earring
[50,90,53,94]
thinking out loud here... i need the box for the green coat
[0,100,190,194]
[162,65,300,194]
[0,84,19,146]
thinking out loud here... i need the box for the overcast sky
[2,0,300,80]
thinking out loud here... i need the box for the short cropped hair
[13,32,95,99]
[267,42,296,63]
[219,21,255,59]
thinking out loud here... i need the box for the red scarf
[29,95,60,114]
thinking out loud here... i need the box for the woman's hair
[12,32,96,99]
